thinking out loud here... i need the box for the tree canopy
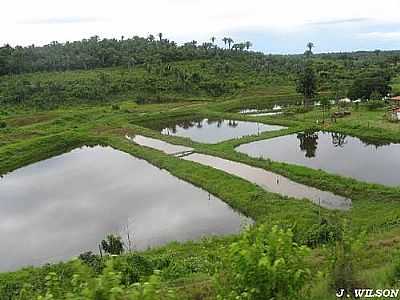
[348,71,392,100]
[296,63,318,106]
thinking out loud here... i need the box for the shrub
[78,251,104,274]
[305,217,342,247]
[216,225,310,300]
[17,260,176,299]
[112,253,155,285]
[0,121,6,128]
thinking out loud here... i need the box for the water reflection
[297,131,319,158]
[150,118,285,144]
[331,133,347,148]
[130,135,352,211]
[0,146,249,271]
[236,131,400,187]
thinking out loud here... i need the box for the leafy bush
[0,121,6,128]
[78,251,104,274]
[304,217,342,247]
[112,253,155,285]
[216,225,310,300]
[16,259,176,300]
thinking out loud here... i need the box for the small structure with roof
[390,107,400,121]
[391,96,400,105]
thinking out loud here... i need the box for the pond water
[157,118,285,143]
[236,131,400,187]
[0,146,249,271]
[129,135,351,211]
[248,112,283,117]
[239,104,283,115]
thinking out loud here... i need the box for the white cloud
[1,0,400,46]
[359,31,400,41]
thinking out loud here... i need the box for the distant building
[391,96,400,104]
[391,108,400,121]
[339,98,351,103]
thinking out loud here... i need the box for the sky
[1,0,400,54]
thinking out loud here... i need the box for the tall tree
[158,32,163,42]
[296,62,318,107]
[307,42,314,53]
[101,234,124,255]
[222,37,228,48]
[227,38,234,50]
[305,42,314,57]
[245,41,252,50]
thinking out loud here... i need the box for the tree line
[0,35,254,76]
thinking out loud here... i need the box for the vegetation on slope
[1,35,400,299]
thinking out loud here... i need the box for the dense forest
[0,34,399,108]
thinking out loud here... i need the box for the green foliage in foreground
[216,225,310,300]
[2,225,315,300]
[17,260,176,300]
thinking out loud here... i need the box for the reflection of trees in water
[227,120,239,128]
[297,131,319,158]
[180,120,195,129]
[331,132,347,148]
[162,118,231,131]
[359,137,391,149]
[207,119,216,125]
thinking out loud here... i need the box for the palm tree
[211,36,216,44]
[222,37,228,48]
[245,41,252,50]
[158,33,163,42]
[227,38,234,50]
[306,42,314,55]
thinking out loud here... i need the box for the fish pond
[236,131,400,187]
[0,146,249,271]
[239,104,284,115]
[154,118,285,143]
[129,135,352,211]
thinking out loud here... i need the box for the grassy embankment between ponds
[1,100,400,299]
[0,126,328,299]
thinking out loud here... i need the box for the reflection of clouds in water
[237,131,400,187]
[0,146,247,271]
